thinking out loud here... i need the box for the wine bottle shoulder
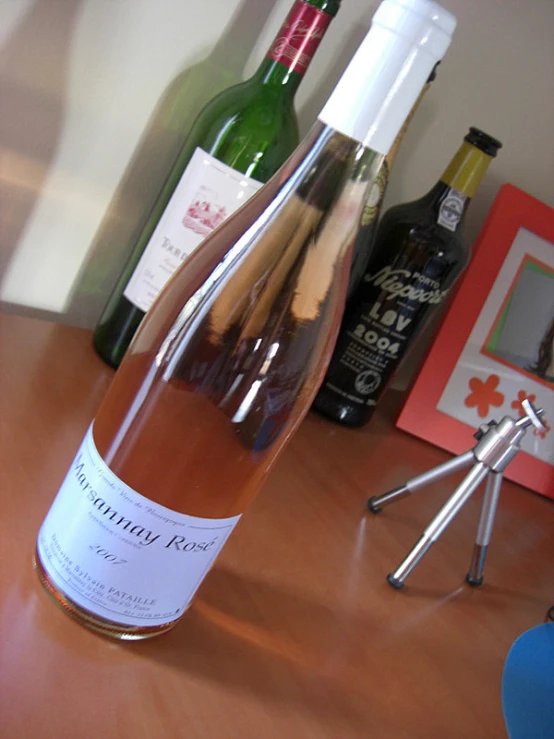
[182,77,299,182]
[377,184,467,244]
[371,213,467,265]
[377,189,440,225]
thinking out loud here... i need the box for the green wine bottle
[93,0,340,368]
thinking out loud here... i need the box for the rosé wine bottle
[37,0,456,640]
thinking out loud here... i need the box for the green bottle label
[124,148,262,313]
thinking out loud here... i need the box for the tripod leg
[387,462,489,589]
[466,472,502,587]
[368,451,475,513]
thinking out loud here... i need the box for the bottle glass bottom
[311,391,373,427]
[33,549,183,641]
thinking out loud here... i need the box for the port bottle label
[124,147,262,313]
[437,188,467,232]
[320,263,452,410]
[37,425,241,627]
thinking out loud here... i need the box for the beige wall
[1,0,553,366]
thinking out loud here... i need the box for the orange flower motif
[511,390,537,417]
[464,374,505,418]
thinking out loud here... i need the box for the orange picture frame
[396,184,554,499]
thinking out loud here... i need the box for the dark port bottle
[312,127,502,427]
[93,0,341,369]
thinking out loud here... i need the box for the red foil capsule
[268,1,332,74]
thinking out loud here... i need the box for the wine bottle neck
[440,141,494,198]
[319,3,455,154]
[253,59,304,97]
[422,141,494,233]
[386,77,434,169]
[252,0,337,97]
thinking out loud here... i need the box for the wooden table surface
[1,313,553,739]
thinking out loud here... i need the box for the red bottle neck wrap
[267,1,331,74]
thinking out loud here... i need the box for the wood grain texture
[1,313,553,739]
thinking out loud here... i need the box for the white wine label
[37,425,241,627]
[437,188,467,232]
[124,147,263,312]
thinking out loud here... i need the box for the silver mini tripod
[367,399,547,589]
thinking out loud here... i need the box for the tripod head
[473,399,547,474]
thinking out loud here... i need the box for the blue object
[502,622,554,739]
